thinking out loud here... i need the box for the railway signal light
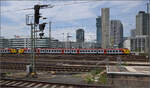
[39,23,46,31]
[34,5,41,24]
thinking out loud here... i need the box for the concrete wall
[108,74,150,88]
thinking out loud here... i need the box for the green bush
[98,74,107,84]
[84,74,94,83]
[122,62,128,66]
[91,69,102,76]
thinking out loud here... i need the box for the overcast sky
[1,0,148,42]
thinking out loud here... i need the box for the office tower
[76,29,84,48]
[136,11,150,36]
[131,29,136,37]
[101,8,110,49]
[147,2,150,13]
[110,20,123,48]
[96,16,102,48]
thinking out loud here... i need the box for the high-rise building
[136,11,150,36]
[76,29,84,43]
[101,8,110,49]
[147,2,150,13]
[0,37,9,48]
[110,20,123,48]
[147,2,150,58]
[96,16,102,48]
[76,29,84,48]
[130,35,148,53]
[131,29,136,37]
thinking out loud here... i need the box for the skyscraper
[110,20,123,48]
[101,8,110,49]
[96,16,102,48]
[76,29,84,48]
[147,2,150,13]
[132,11,150,54]
[131,29,136,37]
[136,11,150,36]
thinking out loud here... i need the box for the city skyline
[1,1,147,42]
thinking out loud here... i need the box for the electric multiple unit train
[0,48,130,55]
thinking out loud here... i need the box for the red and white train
[0,48,130,55]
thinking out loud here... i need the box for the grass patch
[84,69,107,84]
[122,62,128,66]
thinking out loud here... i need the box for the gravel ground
[1,69,86,84]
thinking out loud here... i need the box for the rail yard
[1,0,150,88]
[0,54,150,88]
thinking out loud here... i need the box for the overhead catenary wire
[1,1,147,13]
[1,1,89,13]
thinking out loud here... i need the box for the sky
[0,0,148,42]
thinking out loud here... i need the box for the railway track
[1,54,147,62]
[0,78,112,88]
[1,61,149,73]
[0,62,105,72]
